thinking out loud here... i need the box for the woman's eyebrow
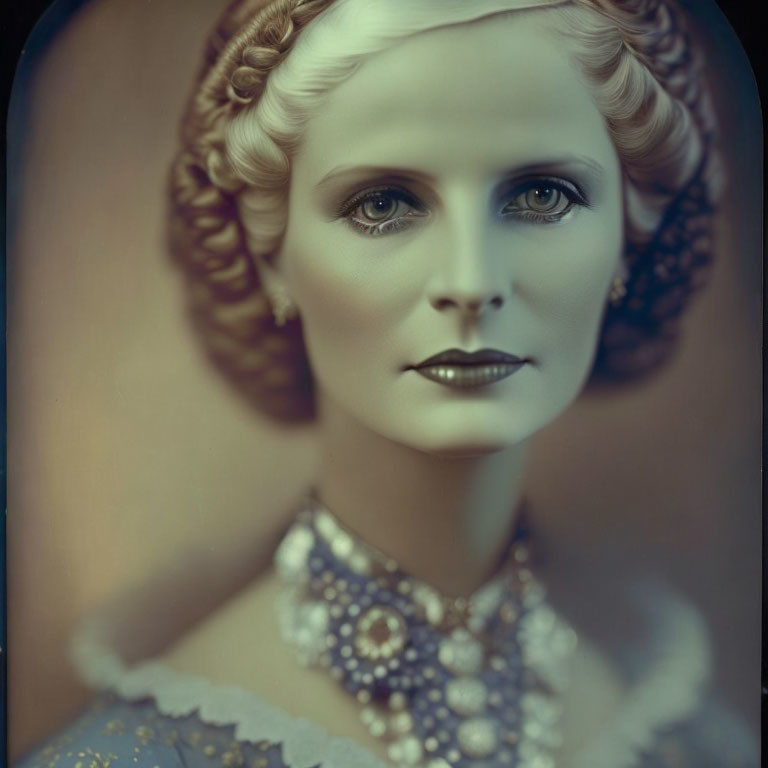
[497,155,606,183]
[315,165,438,194]
[314,156,606,200]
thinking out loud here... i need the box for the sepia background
[7,0,761,759]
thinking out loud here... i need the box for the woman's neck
[315,397,528,597]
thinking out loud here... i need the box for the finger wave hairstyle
[169,0,720,421]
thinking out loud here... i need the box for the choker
[274,496,576,768]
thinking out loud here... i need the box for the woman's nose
[427,212,509,317]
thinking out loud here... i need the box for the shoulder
[14,696,291,768]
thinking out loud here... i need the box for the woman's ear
[255,255,298,327]
[608,260,629,307]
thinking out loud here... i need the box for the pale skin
[167,11,626,758]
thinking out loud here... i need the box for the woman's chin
[424,443,512,459]
[401,427,527,459]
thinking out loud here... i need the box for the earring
[269,289,297,327]
[608,275,627,307]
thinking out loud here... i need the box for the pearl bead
[445,678,488,716]
[457,718,498,758]
[438,629,484,676]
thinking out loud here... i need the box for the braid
[169,0,334,420]
[562,0,720,381]
[168,0,719,419]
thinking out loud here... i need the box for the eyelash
[335,186,428,237]
[500,178,590,224]
[335,178,590,237]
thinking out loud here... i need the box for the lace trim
[70,580,709,768]
[567,582,710,768]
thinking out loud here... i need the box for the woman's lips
[409,348,529,388]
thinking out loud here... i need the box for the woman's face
[275,11,623,456]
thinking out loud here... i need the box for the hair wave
[169,0,719,421]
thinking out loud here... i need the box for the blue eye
[501,179,588,223]
[338,187,428,236]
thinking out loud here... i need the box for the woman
[14,0,758,766]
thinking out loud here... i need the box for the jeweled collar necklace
[274,495,576,768]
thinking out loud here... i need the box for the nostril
[430,294,504,313]
[432,297,456,311]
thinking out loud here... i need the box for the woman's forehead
[294,12,618,183]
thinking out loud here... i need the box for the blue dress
[14,573,759,768]
[14,692,758,768]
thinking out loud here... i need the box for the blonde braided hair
[169,0,333,420]
[169,0,719,421]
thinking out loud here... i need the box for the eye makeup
[333,185,429,237]
[316,156,605,237]
[497,176,591,224]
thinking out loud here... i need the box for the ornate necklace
[274,496,576,768]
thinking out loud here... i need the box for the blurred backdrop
[7,0,761,759]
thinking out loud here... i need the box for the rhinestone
[287,601,329,657]
[274,525,314,579]
[413,584,444,625]
[490,655,507,672]
[457,718,498,758]
[428,688,442,703]
[357,690,372,704]
[447,749,461,762]
[388,735,422,765]
[438,629,484,676]
[355,606,408,661]
[389,692,407,711]
[390,711,413,734]
[369,718,386,738]
[316,511,338,540]
[331,531,353,559]
[349,552,371,574]
[424,737,439,752]
[426,761,452,768]
[446,678,488,716]
[361,707,376,725]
